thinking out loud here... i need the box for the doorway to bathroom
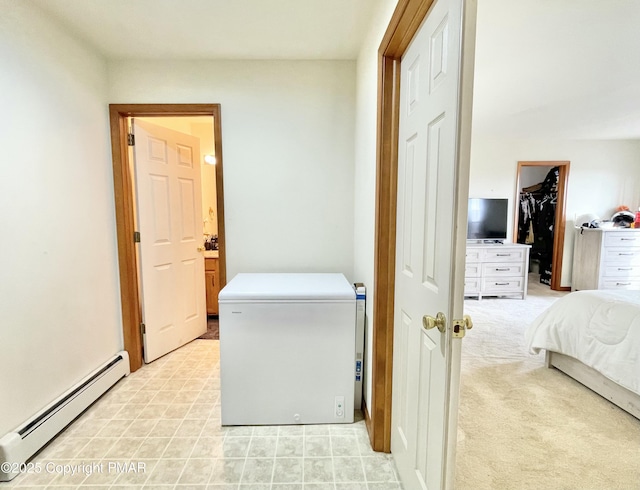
[109,104,226,372]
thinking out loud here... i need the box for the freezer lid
[218,273,356,302]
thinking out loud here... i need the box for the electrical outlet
[334,396,345,418]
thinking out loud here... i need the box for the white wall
[191,122,218,237]
[0,1,122,436]
[469,136,640,286]
[109,60,356,280]
[353,0,399,412]
[519,166,552,190]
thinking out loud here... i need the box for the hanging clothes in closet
[518,167,559,286]
[518,191,537,244]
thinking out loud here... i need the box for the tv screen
[467,198,508,240]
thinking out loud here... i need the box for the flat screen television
[467,198,508,240]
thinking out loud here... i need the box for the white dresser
[571,228,640,291]
[465,243,531,300]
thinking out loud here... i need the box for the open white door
[132,119,207,363]
[391,0,475,488]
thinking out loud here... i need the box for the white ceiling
[473,0,640,140]
[29,0,378,60]
[29,0,640,139]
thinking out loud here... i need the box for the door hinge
[134,231,141,243]
[452,315,473,339]
[127,133,135,146]
[140,323,146,335]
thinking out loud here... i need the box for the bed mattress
[525,290,640,396]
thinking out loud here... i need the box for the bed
[525,289,640,419]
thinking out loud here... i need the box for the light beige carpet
[455,276,640,490]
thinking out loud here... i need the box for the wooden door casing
[109,104,226,372]
[205,258,220,316]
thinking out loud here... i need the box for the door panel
[423,115,444,288]
[133,119,207,363]
[177,144,194,167]
[402,136,417,275]
[182,258,199,321]
[150,175,171,243]
[396,309,413,450]
[391,0,473,488]
[178,178,197,240]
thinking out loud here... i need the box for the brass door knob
[422,312,446,333]
[462,314,473,330]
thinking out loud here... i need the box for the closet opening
[514,161,570,291]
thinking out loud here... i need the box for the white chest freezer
[219,273,356,425]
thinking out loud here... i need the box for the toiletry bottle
[635,207,640,229]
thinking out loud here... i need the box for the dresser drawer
[601,279,640,290]
[464,278,480,294]
[482,263,524,277]
[483,248,525,262]
[603,265,640,278]
[604,232,640,247]
[465,249,482,262]
[603,248,640,265]
[482,277,524,293]
[465,264,481,277]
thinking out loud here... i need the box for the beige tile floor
[3,340,402,490]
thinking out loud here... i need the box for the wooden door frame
[513,161,570,291]
[108,104,227,372]
[366,0,476,454]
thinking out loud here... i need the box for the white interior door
[391,0,475,488]
[132,118,207,363]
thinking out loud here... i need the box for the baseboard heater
[0,351,130,482]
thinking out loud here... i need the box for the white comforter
[525,289,640,396]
